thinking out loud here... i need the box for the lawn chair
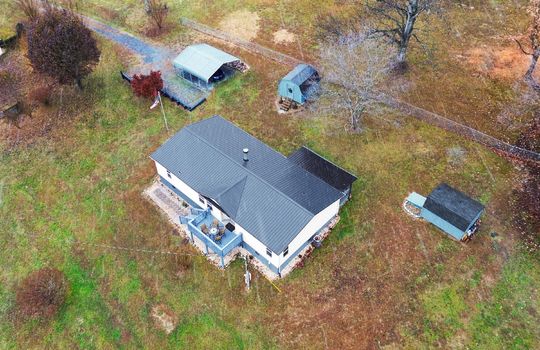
[218,226,225,235]
[200,223,209,234]
[212,219,219,228]
[214,234,222,245]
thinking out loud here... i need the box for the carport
[173,44,244,90]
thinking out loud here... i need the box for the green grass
[469,252,540,350]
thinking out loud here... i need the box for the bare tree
[367,0,440,67]
[316,32,392,132]
[15,0,40,21]
[516,0,540,89]
[147,0,169,31]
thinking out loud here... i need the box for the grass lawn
[1,0,539,349]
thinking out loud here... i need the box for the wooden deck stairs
[279,98,293,112]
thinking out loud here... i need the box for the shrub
[147,0,169,31]
[131,70,163,100]
[15,0,40,22]
[29,86,52,106]
[16,268,67,319]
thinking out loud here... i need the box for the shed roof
[424,183,485,231]
[282,64,318,86]
[288,146,357,192]
[173,44,240,82]
[150,116,344,253]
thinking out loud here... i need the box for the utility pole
[243,256,251,291]
[158,91,169,132]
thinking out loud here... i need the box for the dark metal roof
[150,116,344,253]
[424,183,485,231]
[288,146,357,192]
[282,64,318,86]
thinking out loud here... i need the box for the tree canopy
[27,8,100,89]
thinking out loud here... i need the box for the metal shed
[278,64,320,105]
[173,44,242,90]
[405,183,485,241]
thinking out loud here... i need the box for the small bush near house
[16,268,67,320]
[131,70,163,100]
[29,86,52,106]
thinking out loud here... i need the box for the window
[266,248,272,257]
[166,170,171,179]
[288,88,293,94]
[283,246,289,257]
[199,195,205,204]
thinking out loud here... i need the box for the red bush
[131,71,163,100]
[16,268,67,320]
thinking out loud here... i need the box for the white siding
[234,223,282,267]
[155,161,206,208]
[277,199,340,270]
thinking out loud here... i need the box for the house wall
[155,161,207,209]
[421,208,465,240]
[277,199,340,271]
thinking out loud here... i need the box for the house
[150,116,356,277]
[173,44,244,90]
[405,183,485,241]
[278,64,320,110]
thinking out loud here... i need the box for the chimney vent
[243,148,249,162]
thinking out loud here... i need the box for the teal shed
[278,64,320,105]
[405,183,485,241]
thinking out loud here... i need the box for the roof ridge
[299,146,357,179]
[184,126,315,218]
[216,176,247,217]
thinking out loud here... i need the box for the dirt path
[82,14,175,65]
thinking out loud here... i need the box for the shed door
[286,84,295,99]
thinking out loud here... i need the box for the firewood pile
[227,60,249,73]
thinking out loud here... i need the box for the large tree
[27,7,100,89]
[516,0,540,89]
[367,0,439,67]
[316,32,392,132]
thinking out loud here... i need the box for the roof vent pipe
[243,148,249,162]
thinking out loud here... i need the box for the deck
[186,209,243,267]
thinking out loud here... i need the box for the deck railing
[186,211,242,266]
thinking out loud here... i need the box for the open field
[1,0,539,349]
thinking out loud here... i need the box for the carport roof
[173,44,240,82]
